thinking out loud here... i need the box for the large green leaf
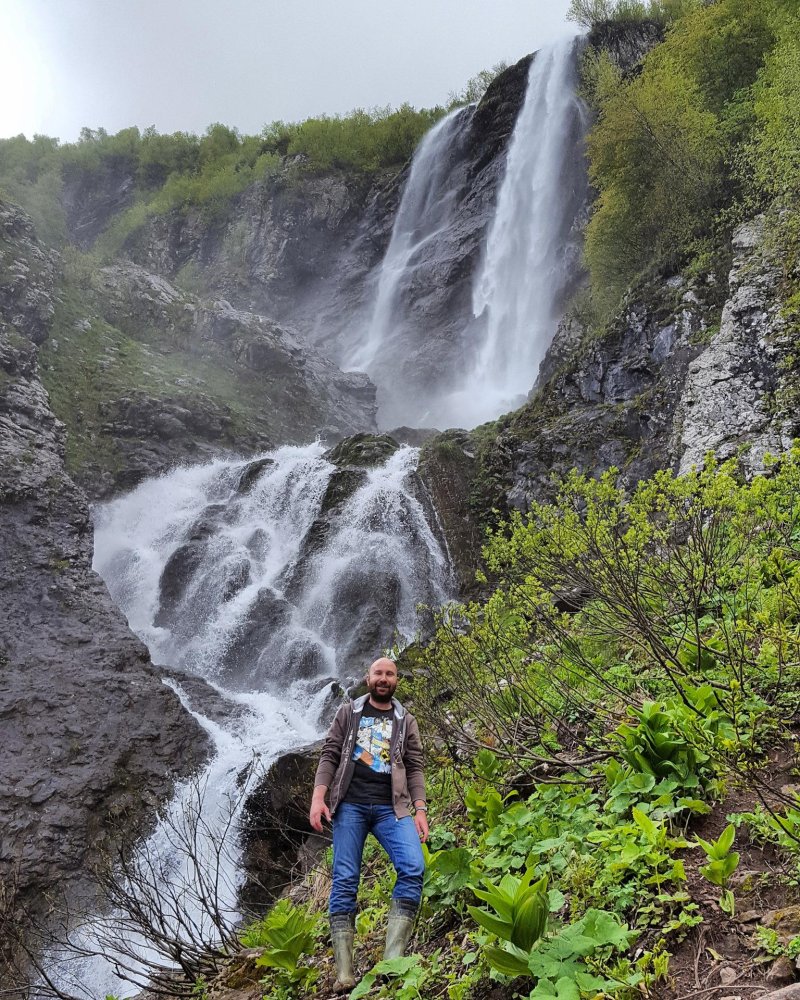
[468,905,513,941]
[483,944,531,977]
[632,806,658,843]
[472,887,514,922]
[529,977,581,999]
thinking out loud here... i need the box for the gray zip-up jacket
[313,694,426,819]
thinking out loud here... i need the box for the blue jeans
[329,802,425,915]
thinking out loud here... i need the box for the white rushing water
[351,37,585,431]
[452,36,586,426]
[347,106,471,377]
[46,443,449,998]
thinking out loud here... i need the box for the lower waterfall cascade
[44,443,450,997]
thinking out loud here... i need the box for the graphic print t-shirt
[342,704,394,805]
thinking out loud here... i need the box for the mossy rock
[324,432,399,468]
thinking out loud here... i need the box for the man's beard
[369,679,396,702]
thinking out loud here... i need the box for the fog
[1,0,575,141]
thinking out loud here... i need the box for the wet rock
[239,742,326,912]
[319,466,368,515]
[162,669,250,727]
[236,456,275,495]
[418,430,485,594]
[324,432,400,468]
[388,426,441,447]
[154,504,231,626]
[219,586,294,681]
[0,199,209,928]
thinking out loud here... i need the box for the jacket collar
[352,693,405,719]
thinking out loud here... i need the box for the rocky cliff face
[39,255,376,497]
[60,54,543,433]
[421,215,799,587]
[0,200,209,921]
[675,218,794,475]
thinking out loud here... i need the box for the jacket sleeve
[403,714,426,805]
[313,703,349,789]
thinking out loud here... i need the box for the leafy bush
[468,866,635,995]
[240,899,319,992]
[568,0,691,29]
[582,0,790,313]
[267,104,445,172]
[697,823,739,913]
[417,450,800,788]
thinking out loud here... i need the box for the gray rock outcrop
[238,743,325,911]
[62,262,377,495]
[421,213,800,591]
[0,200,209,922]
[676,218,793,474]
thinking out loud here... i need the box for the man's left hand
[414,810,429,844]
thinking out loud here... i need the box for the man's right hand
[309,790,331,832]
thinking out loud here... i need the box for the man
[309,657,429,992]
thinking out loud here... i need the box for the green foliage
[241,899,319,992]
[261,104,444,172]
[568,0,692,30]
[747,13,800,200]
[423,844,477,908]
[0,98,447,250]
[582,0,793,314]
[696,823,739,913]
[408,450,800,995]
[469,866,635,995]
[417,450,800,797]
[755,926,800,960]
[468,867,550,951]
[350,954,440,999]
[448,62,510,107]
[612,697,727,791]
[190,977,209,1000]
[465,783,515,833]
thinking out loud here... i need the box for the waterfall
[346,105,476,424]
[45,443,449,998]
[459,37,587,426]
[346,37,586,431]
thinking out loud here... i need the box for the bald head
[369,657,397,676]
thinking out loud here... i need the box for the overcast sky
[0,0,577,143]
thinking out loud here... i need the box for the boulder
[238,743,327,912]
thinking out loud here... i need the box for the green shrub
[582,0,789,314]
[240,898,319,992]
[568,0,692,29]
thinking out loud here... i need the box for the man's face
[367,659,398,701]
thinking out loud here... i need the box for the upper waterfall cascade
[346,105,475,381]
[46,443,450,997]
[464,37,588,425]
[350,36,587,431]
